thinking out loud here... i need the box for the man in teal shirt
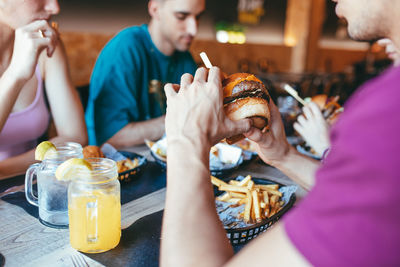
[86,0,204,146]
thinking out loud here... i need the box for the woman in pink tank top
[0,0,88,179]
[0,67,50,160]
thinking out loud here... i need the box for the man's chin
[347,27,381,43]
[350,34,381,43]
[175,42,192,52]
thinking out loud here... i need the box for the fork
[70,253,89,267]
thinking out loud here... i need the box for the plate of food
[146,139,244,176]
[83,145,147,183]
[116,151,147,182]
[145,139,167,168]
[211,175,297,245]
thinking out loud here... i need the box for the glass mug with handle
[25,142,83,228]
[68,158,121,253]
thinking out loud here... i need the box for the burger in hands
[309,94,343,125]
[222,73,271,144]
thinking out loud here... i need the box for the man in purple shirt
[160,0,400,266]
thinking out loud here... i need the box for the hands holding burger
[162,67,320,267]
[164,67,253,152]
[221,71,293,165]
[164,67,298,173]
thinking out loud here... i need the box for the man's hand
[164,67,252,149]
[244,100,291,166]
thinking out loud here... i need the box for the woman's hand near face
[164,67,252,150]
[8,20,58,82]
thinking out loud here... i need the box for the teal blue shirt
[85,25,197,145]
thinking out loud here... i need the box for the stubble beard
[346,4,390,43]
[347,17,386,43]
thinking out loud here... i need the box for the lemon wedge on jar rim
[55,158,93,181]
[35,141,57,161]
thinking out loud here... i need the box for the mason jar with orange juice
[57,157,121,253]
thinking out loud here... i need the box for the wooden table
[0,145,305,267]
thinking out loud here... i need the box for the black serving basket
[215,177,296,245]
[117,151,147,183]
[150,150,244,176]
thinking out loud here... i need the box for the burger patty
[223,88,270,105]
[232,80,265,95]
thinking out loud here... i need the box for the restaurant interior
[57,0,390,106]
[1,0,398,266]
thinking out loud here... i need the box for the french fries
[211,176,228,187]
[251,189,262,223]
[212,175,284,224]
[219,184,249,193]
[117,158,139,173]
[244,192,252,223]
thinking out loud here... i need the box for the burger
[222,73,271,144]
[310,94,343,125]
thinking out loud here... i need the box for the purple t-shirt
[284,65,400,266]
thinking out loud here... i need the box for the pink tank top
[0,67,50,160]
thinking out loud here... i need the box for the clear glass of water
[25,142,83,228]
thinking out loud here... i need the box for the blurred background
[57,0,391,108]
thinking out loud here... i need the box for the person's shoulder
[99,25,148,56]
[376,64,400,81]
[360,66,400,97]
[93,25,148,71]
[364,65,400,92]
[342,66,400,119]
[114,25,147,41]
[330,65,400,151]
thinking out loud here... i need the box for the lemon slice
[35,141,57,161]
[55,158,93,181]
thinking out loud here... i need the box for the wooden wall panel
[190,40,293,75]
[61,32,113,86]
[306,0,326,71]
[61,32,387,87]
[284,0,313,73]
[316,48,387,73]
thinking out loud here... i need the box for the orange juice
[68,190,121,253]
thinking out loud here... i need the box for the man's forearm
[161,142,234,267]
[107,116,165,148]
[270,147,320,191]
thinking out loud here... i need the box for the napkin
[101,143,127,161]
